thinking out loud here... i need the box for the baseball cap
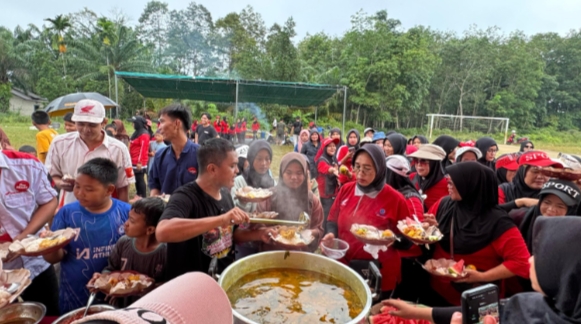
[519,151,563,168]
[408,144,446,161]
[540,179,581,207]
[372,131,386,142]
[495,153,520,171]
[557,153,581,170]
[386,155,411,177]
[360,137,373,146]
[364,127,375,135]
[455,146,483,161]
[72,99,106,124]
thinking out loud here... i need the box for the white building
[9,88,47,116]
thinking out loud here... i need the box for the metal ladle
[82,292,96,318]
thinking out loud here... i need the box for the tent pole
[342,86,347,135]
[114,73,119,118]
[235,80,239,120]
[315,107,318,124]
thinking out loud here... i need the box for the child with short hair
[43,157,130,315]
[63,112,76,133]
[18,145,37,157]
[148,131,167,172]
[31,110,58,164]
[89,197,166,307]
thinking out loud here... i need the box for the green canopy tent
[114,71,348,133]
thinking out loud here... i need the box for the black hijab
[416,160,445,193]
[130,116,149,140]
[475,137,498,169]
[519,140,533,152]
[503,217,581,323]
[519,179,581,252]
[433,135,460,168]
[242,140,275,189]
[330,128,345,147]
[499,166,540,203]
[412,135,429,145]
[436,162,515,254]
[385,133,407,156]
[353,145,386,194]
[346,129,360,150]
[386,169,421,200]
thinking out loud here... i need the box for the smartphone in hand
[461,284,499,324]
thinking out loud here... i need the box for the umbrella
[44,92,118,117]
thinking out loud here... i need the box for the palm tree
[44,14,72,76]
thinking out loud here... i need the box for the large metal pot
[0,302,45,324]
[218,251,372,324]
[52,305,115,324]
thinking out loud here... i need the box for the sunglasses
[412,158,430,165]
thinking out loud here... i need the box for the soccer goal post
[427,114,510,144]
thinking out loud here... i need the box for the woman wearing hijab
[424,162,530,306]
[231,140,275,259]
[454,146,482,163]
[412,135,429,149]
[408,144,449,211]
[129,116,150,198]
[301,153,320,198]
[322,145,410,299]
[432,135,460,167]
[519,179,581,252]
[329,127,345,147]
[386,155,424,219]
[383,217,581,324]
[384,133,408,157]
[495,153,519,184]
[113,119,130,145]
[475,137,498,169]
[236,153,324,253]
[316,137,340,223]
[301,128,322,178]
[498,151,562,205]
[294,129,310,153]
[337,129,360,185]
[519,140,534,152]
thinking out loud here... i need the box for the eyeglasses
[412,158,430,165]
[353,165,374,175]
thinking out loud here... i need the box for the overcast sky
[2,0,580,38]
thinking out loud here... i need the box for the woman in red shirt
[322,145,410,299]
[213,115,222,135]
[336,129,360,185]
[129,116,150,198]
[251,117,260,140]
[316,137,339,224]
[408,144,448,211]
[425,162,530,306]
[386,155,424,220]
[221,117,229,140]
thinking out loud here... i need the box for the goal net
[426,114,510,143]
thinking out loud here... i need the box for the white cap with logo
[71,99,106,124]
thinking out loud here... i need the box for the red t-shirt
[336,145,356,185]
[252,121,260,131]
[427,199,530,305]
[241,122,247,132]
[409,172,449,211]
[129,134,150,166]
[498,187,507,204]
[328,182,410,291]
[221,120,228,132]
[316,158,338,199]
[213,120,221,133]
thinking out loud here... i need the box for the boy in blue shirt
[43,158,130,315]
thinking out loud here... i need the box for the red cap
[459,140,476,147]
[495,153,519,171]
[406,144,418,155]
[519,151,563,168]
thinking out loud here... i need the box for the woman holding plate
[321,145,410,299]
[234,152,324,253]
[423,162,530,306]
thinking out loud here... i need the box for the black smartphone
[461,284,499,324]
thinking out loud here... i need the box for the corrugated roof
[11,88,47,102]
[115,72,343,107]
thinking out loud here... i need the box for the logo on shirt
[14,181,30,192]
[118,225,125,235]
[376,209,386,218]
[341,199,349,207]
[187,167,197,175]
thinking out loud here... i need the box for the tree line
[1,1,581,132]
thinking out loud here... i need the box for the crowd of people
[0,99,579,324]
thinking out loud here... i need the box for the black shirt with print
[160,182,235,281]
[196,125,217,144]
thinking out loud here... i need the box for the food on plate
[424,259,467,278]
[350,224,396,245]
[9,228,77,255]
[92,272,153,296]
[397,217,443,243]
[249,211,278,219]
[236,186,272,200]
[272,226,314,246]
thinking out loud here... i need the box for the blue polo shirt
[149,140,200,194]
